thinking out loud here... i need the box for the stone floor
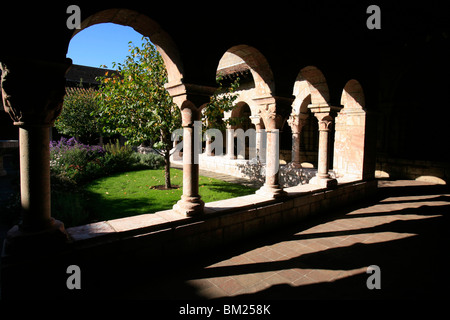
[1,158,449,300]
[68,179,450,300]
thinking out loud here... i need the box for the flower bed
[50,137,164,187]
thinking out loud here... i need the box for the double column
[173,106,204,216]
[1,58,72,254]
[255,98,286,198]
[287,112,308,168]
[308,104,341,188]
[166,82,216,216]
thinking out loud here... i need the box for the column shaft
[226,128,235,159]
[256,129,285,198]
[317,128,330,179]
[173,112,204,216]
[307,104,340,188]
[19,126,53,231]
[291,132,301,167]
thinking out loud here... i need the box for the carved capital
[287,112,308,133]
[258,103,277,130]
[180,105,202,127]
[318,117,333,131]
[1,58,72,127]
[308,104,341,118]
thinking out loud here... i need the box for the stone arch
[231,101,254,130]
[70,8,183,86]
[341,79,365,110]
[288,66,329,169]
[230,98,259,120]
[334,79,373,180]
[217,45,275,98]
[293,66,330,113]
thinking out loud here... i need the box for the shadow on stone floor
[2,181,450,300]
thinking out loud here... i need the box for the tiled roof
[65,64,115,87]
[217,63,251,78]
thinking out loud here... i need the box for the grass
[53,168,256,226]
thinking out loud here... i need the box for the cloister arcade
[3,2,445,299]
[0,3,375,282]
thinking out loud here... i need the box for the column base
[173,195,205,217]
[256,184,287,199]
[288,162,303,169]
[309,176,338,188]
[2,218,69,256]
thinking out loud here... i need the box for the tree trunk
[164,150,171,189]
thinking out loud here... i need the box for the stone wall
[1,176,377,298]
[64,178,377,263]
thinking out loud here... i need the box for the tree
[56,86,102,142]
[95,37,181,189]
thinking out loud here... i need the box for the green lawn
[52,168,256,226]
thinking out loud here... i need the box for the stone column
[204,136,212,156]
[308,104,341,188]
[249,115,262,162]
[1,58,71,254]
[287,113,308,168]
[255,100,286,198]
[172,107,204,216]
[225,127,235,159]
[256,129,285,197]
[165,82,215,216]
[259,128,266,164]
[317,117,332,178]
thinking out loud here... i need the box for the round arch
[217,45,275,98]
[69,8,183,86]
[292,66,330,114]
[231,97,259,118]
[341,79,365,110]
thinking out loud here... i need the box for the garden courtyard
[55,166,258,227]
[0,141,259,229]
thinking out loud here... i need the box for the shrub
[102,140,139,174]
[49,137,165,187]
[50,137,106,186]
[135,152,164,169]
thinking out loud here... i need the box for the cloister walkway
[73,179,450,300]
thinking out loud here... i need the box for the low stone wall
[1,177,377,298]
[66,178,376,260]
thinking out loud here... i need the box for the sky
[67,23,147,69]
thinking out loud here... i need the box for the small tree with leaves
[95,37,181,189]
[56,86,102,142]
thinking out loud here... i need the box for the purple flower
[67,137,79,146]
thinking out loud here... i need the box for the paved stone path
[77,179,450,300]
[2,159,449,300]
